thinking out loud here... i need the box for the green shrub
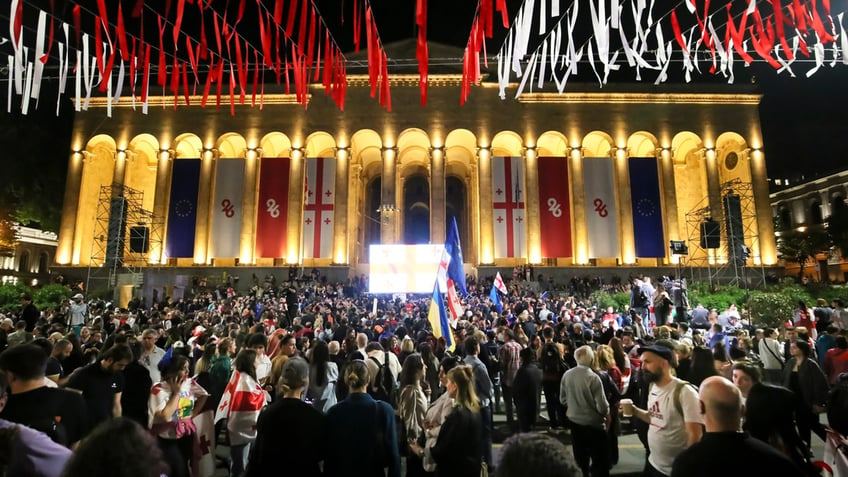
[748,291,796,328]
[588,290,631,311]
[32,284,72,312]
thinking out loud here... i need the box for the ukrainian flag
[427,279,454,352]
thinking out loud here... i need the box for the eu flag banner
[628,157,665,258]
[165,159,201,259]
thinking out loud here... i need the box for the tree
[827,199,848,258]
[776,229,831,278]
[0,206,17,257]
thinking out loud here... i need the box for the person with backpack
[626,344,704,477]
[540,327,568,430]
[365,342,401,407]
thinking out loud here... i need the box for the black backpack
[369,352,398,407]
[828,374,848,435]
[540,342,568,382]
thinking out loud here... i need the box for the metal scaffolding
[683,178,766,287]
[86,183,164,292]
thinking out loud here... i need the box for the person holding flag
[489,271,508,313]
[215,349,268,477]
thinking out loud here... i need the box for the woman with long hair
[409,366,483,477]
[325,360,401,477]
[418,342,441,401]
[689,346,720,387]
[246,358,327,477]
[783,339,830,447]
[221,349,267,477]
[398,353,430,477]
[419,356,462,474]
[307,339,339,413]
[594,344,622,466]
[149,354,209,477]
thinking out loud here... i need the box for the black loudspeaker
[699,220,721,249]
[106,197,127,267]
[723,194,746,264]
[670,240,688,255]
[129,226,150,253]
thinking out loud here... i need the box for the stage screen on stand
[369,244,445,294]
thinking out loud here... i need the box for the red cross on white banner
[302,157,336,259]
[492,156,526,258]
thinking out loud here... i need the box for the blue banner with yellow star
[629,157,665,258]
[165,159,201,259]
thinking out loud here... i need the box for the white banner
[302,157,336,259]
[210,159,245,258]
[583,157,620,258]
[492,156,527,259]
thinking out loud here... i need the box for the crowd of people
[0,270,845,477]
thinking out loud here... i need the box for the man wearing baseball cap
[68,293,88,336]
[626,344,703,477]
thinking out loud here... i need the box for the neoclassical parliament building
[53,54,779,294]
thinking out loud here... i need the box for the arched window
[810,200,824,224]
[778,206,791,230]
[17,251,29,273]
[38,252,49,274]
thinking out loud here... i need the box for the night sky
[1,0,847,229]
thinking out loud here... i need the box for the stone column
[467,161,480,265]
[570,147,588,264]
[349,162,363,265]
[239,147,260,265]
[194,148,217,264]
[523,145,541,264]
[380,146,399,244]
[659,147,680,262]
[333,146,351,264]
[287,147,305,263]
[477,146,494,264]
[112,150,129,193]
[430,146,446,244]
[614,147,635,264]
[56,151,85,265]
[150,149,174,264]
[749,148,777,265]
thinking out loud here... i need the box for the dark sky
[1,0,847,226]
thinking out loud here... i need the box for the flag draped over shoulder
[192,410,215,477]
[446,278,463,326]
[428,280,454,352]
[215,371,266,446]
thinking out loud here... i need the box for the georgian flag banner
[302,157,336,259]
[491,156,527,259]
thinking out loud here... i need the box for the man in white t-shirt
[627,344,704,477]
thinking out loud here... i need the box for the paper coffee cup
[620,399,633,417]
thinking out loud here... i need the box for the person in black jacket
[512,347,543,432]
[120,340,153,428]
[246,357,327,477]
[732,362,813,473]
[325,360,400,477]
[671,376,802,477]
[410,365,483,477]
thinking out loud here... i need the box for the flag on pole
[428,279,454,352]
[446,217,467,295]
[215,371,267,446]
[446,278,463,327]
[489,284,503,313]
[493,271,508,295]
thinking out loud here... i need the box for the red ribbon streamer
[116,3,130,61]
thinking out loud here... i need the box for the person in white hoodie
[758,327,785,384]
